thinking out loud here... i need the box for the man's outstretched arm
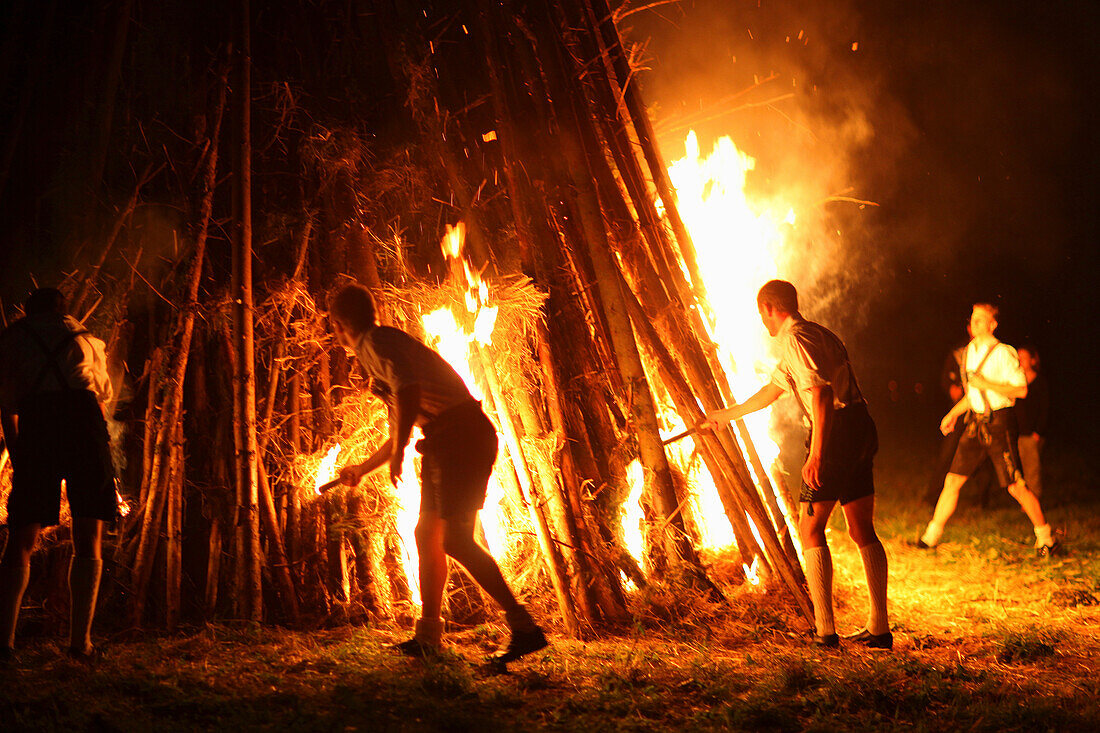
[698,382,784,430]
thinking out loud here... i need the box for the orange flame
[622,131,802,574]
[313,444,342,495]
[422,224,507,558]
[116,489,131,518]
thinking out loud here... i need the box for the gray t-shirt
[351,326,472,425]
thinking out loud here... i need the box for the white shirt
[964,339,1024,413]
[0,313,113,413]
[769,315,863,423]
[351,326,473,425]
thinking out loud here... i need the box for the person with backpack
[0,288,117,662]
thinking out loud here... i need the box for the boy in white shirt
[918,303,1057,556]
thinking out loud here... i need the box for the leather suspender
[16,321,90,394]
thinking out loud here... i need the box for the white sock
[69,557,103,654]
[1034,524,1052,548]
[920,521,943,547]
[859,541,890,635]
[803,546,835,637]
[1,563,31,650]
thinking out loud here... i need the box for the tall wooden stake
[233,0,262,621]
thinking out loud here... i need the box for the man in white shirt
[0,288,117,662]
[918,303,1057,556]
[329,283,546,665]
[699,280,891,649]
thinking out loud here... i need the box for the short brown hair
[757,280,799,314]
[330,284,377,334]
[972,302,999,320]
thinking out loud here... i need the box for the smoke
[625,0,1096,409]
[625,0,915,335]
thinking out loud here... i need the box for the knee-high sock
[1,563,31,650]
[859,541,890,635]
[803,546,835,637]
[69,557,102,654]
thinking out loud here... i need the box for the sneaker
[490,626,548,664]
[811,633,840,648]
[392,637,442,658]
[1037,539,1061,559]
[845,628,893,650]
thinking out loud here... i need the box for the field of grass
[3,442,1099,731]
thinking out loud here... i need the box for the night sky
[627,0,1099,452]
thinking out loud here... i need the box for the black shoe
[392,637,441,658]
[915,538,936,550]
[490,626,548,664]
[845,628,893,650]
[0,646,15,665]
[811,633,840,648]
[1037,539,1061,559]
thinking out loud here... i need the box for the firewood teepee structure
[0,0,812,633]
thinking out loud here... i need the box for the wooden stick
[661,427,697,446]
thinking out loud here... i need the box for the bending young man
[0,288,117,662]
[918,304,1057,556]
[698,280,890,649]
[329,283,547,662]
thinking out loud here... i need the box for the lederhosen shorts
[800,402,878,507]
[949,408,1023,488]
[416,400,498,519]
[7,389,118,527]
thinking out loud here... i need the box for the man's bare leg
[0,523,40,654]
[411,513,448,647]
[1006,480,1053,548]
[444,512,546,663]
[921,472,968,546]
[68,518,104,657]
[442,514,523,618]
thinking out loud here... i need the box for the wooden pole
[129,61,230,626]
[233,0,262,621]
[469,347,581,637]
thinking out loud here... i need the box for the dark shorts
[416,401,497,519]
[7,390,118,527]
[800,403,878,506]
[949,408,1023,488]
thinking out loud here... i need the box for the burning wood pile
[0,0,817,633]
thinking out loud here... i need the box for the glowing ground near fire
[2,460,1097,730]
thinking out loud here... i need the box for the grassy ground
[3,446,1099,731]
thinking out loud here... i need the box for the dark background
[625,0,1099,470]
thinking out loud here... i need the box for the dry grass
[4,430,1099,730]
